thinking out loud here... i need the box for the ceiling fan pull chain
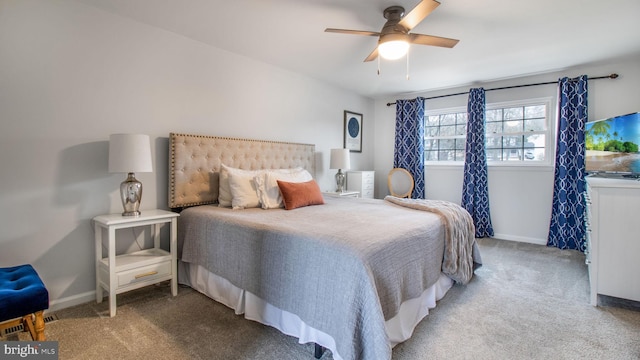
[377,56,381,75]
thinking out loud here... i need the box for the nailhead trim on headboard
[168,133,316,209]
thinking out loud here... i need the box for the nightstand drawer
[117,261,171,287]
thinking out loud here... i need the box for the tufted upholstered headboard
[168,133,316,209]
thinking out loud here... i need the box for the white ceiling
[74,0,640,99]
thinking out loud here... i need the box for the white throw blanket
[384,196,480,284]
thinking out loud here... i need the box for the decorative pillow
[255,168,313,209]
[218,164,233,207]
[219,164,263,208]
[277,179,325,210]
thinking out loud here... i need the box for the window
[424,98,552,164]
[425,112,468,161]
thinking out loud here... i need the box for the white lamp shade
[330,148,351,170]
[108,134,153,173]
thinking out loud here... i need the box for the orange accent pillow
[277,179,325,210]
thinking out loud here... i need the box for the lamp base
[120,172,143,216]
[335,169,346,193]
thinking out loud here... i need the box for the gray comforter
[178,196,477,360]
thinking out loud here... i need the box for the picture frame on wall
[344,110,363,153]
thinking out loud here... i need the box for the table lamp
[330,148,351,193]
[108,134,153,216]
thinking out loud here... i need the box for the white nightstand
[93,209,179,317]
[323,191,360,198]
[347,171,375,199]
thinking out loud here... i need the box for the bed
[168,133,480,360]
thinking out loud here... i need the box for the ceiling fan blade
[324,28,380,37]
[398,0,441,31]
[409,33,459,48]
[364,48,378,62]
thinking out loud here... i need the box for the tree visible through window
[425,99,551,164]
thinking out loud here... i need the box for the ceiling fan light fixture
[378,40,409,60]
[378,32,410,60]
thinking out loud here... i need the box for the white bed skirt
[178,261,453,360]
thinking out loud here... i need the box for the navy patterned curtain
[394,98,425,199]
[548,75,588,251]
[462,88,494,238]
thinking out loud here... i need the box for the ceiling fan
[325,0,459,62]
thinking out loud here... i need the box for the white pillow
[219,164,262,208]
[228,170,264,210]
[255,169,313,209]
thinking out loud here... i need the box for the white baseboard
[490,233,547,246]
[47,290,96,313]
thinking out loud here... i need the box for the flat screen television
[585,112,640,177]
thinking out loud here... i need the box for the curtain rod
[386,73,619,107]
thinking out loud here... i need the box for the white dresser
[586,176,640,306]
[347,171,375,199]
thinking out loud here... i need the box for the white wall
[3,0,637,311]
[0,0,374,310]
[374,53,640,244]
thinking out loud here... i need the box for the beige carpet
[3,238,639,359]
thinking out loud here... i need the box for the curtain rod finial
[610,73,619,79]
